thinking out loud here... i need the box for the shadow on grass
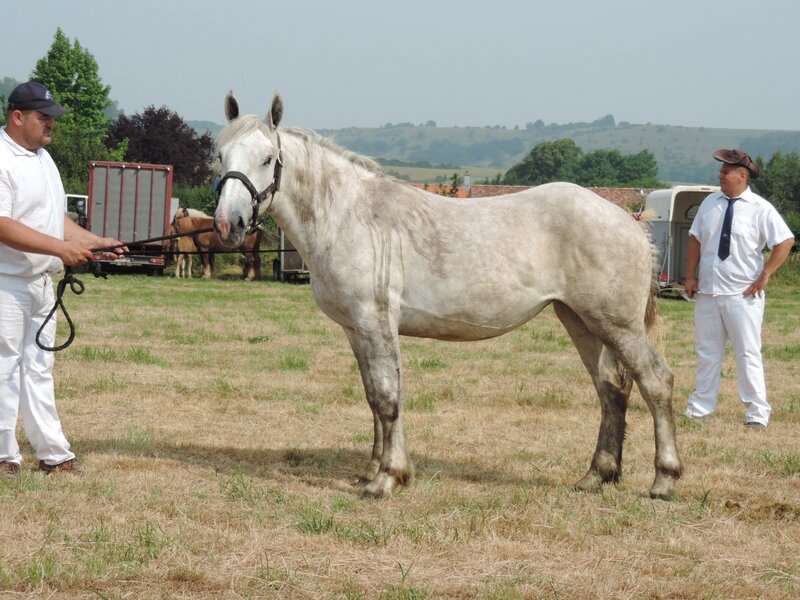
[75,437,554,492]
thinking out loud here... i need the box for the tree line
[501,139,799,230]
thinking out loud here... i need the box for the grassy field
[0,259,798,599]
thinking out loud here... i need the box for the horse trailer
[644,185,719,296]
[78,161,178,275]
[272,228,309,282]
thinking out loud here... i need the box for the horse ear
[267,92,283,131]
[224,91,240,122]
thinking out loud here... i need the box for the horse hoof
[360,483,392,499]
[573,471,603,493]
[359,472,399,499]
[649,474,676,501]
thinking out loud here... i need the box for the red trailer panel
[84,162,176,274]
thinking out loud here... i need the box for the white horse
[213,92,682,500]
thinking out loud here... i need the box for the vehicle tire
[272,258,282,282]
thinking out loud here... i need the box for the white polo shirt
[0,127,66,276]
[689,187,794,295]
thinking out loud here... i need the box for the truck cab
[66,193,88,228]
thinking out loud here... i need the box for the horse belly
[398,295,552,341]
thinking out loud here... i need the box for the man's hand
[742,273,768,298]
[743,238,795,298]
[58,240,94,266]
[684,276,698,299]
[92,237,128,260]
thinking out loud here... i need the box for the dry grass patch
[0,269,797,598]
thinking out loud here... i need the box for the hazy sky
[3,1,798,131]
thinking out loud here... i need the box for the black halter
[217,133,283,231]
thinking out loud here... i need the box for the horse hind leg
[553,302,631,492]
[614,334,682,499]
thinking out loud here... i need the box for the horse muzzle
[213,214,246,248]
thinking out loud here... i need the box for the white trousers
[685,292,770,425]
[0,273,74,465]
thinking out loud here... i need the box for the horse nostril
[237,216,246,230]
[214,217,230,240]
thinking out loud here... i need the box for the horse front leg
[343,326,412,498]
[359,410,383,484]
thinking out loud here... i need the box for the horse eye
[263,156,273,166]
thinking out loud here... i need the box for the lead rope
[35,267,94,352]
[35,224,216,352]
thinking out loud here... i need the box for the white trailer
[644,185,719,295]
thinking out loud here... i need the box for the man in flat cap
[683,149,795,430]
[0,81,125,476]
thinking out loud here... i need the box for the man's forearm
[0,216,65,256]
[763,238,795,276]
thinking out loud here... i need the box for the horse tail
[631,211,660,333]
[643,228,665,353]
[645,275,659,332]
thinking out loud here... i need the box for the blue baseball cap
[8,81,68,117]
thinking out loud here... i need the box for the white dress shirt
[689,187,794,295]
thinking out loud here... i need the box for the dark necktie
[717,198,737,261]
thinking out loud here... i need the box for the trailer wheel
[272,258,282,282]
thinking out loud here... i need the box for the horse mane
[283,127,385,176]
[217,115,385,177]
[217,115,270,148]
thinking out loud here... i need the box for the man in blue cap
[683,149,794,430]
[0,81,125,476]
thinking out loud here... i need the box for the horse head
[213,91,284,248]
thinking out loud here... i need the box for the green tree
[503,139,663,188]
[446,172,463,197]
[503,139,582,185]
[578,148,661,187]
[29,28,124,191]
[751,151,800,231]
[0,76,20,107]
[616,149,661,187]
[578,149,621,186]
[106,105,214,187]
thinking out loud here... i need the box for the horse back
[315,181,655,340]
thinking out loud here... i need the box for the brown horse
[170,208,211,278]
[174,216,264,279]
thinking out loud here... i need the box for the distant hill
[188,120,223,137]
[198,118,800,185]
